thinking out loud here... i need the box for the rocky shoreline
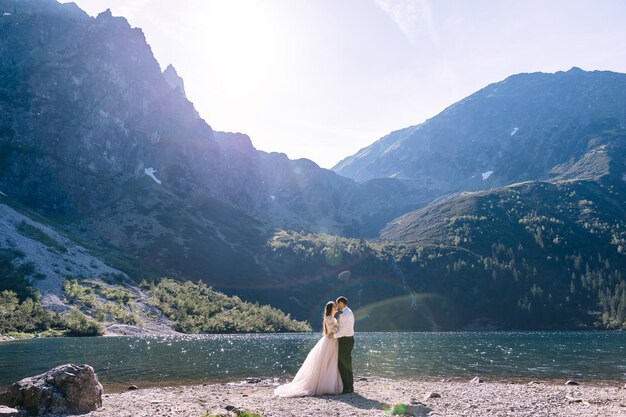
[0,323,181,342]
[79,377,626,417]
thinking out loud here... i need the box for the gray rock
[0,405,22,416]
[566,395,585,403]
[424,392,441,399]
[565,380,579,386]
[406,403,431,416]
[128,385,139,390]
[470,377,483,384]
[246,378,261,384]
[0,364,103,415]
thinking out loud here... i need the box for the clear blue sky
[62,0,626,168]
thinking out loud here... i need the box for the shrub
[147,278,311,333]
[0,290,57,333]
[64,308,105,336]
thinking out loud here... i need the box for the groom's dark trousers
[338,336,354,393]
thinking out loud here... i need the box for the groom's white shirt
[334,306,354,338]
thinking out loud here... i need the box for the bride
[274,301,343,397]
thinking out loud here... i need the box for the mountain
[0,0,426,277]
[329,67,626,330]
[0,0,427,234]
[380,173,626,328]
[257,165,626,331]
[334,68,626,195]
[2,0,626,332]
[0,0,428,325]
[331,67,625,329]
[211,131,432,237]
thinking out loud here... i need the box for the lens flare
[353,293,443,331]
[324,247,343,266]
[337,270,351,281]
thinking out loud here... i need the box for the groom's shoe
[342,389,354,394]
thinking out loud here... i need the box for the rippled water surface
[1,332,624,390]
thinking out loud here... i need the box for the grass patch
[5,331,34,340]
[16,221,67,253]
[384,403,409,416]
[4,329,68,338]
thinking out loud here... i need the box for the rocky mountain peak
[214,131,255,153]
[566,66,585,74]
[163,64,187,97]
[162,64,202,119]
[96,8,113,19]
[95,8,129,29]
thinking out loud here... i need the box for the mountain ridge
[333,67,626,193]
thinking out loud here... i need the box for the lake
[1,331,624,391]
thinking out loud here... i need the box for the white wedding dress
[274,316,343,397]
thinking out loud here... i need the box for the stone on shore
[470,377,483,384]
[565,380,579,386]
[0,364,103,415]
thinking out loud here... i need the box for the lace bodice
[323,316,339,336]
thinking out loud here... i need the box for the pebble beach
[80,377,626,417]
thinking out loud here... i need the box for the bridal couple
[274,296,355,397]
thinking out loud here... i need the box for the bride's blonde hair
[322,301,335,336]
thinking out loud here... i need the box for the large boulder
[0,364,103,415]
[0,405,22,416]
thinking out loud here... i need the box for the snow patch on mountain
[144,167,162,184]
[383,142,403,155]
[0,190,6,196]
[482,171,494,180]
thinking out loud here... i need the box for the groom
[334,296,354,394]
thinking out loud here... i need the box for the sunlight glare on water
[1,331,625,391]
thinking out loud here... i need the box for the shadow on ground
[319,392,433,416]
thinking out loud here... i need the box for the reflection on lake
[1,331,625,391]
